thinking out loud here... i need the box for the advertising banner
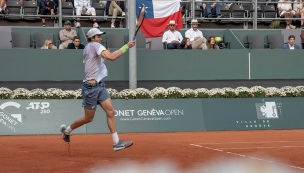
[87,99,206,133]
[202,98,304,131]
[0,100,86,135]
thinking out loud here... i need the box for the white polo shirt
[83,42,108,82]
[185,28,204,42]
[162,30,183,44]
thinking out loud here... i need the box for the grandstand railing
[1,0,304,29]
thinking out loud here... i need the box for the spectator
[294,0,304,28]
[162,20,183,49]
[0,0,8,14]
[281,35,300,49]
[40,0,56,27]
[202,0,223,19]
[106,1,125,28]
[185,19,207,49]
[59,20,77,49]
[41,40,57,49]
[67,36,85,49]
[74,0,99,28]
[178,37,192,49]
[278,0,296,29]
[203,36,220,50]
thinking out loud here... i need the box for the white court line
[219,146,304,150]
[198,141,304,145]
[190,143,304,171]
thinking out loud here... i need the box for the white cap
[87,28,106,38]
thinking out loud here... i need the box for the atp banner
[1,98,304,135]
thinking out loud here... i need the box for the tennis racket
[132,5,146,41]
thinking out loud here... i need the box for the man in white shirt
[162,20,183,49]
[60,28,136,151]
[278,0,296,29]
[281,35,300,49]
[185,19,207,49]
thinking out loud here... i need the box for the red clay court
[2,129,304,172]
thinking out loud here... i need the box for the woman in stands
[41,40,57,49]
[203,36,219,50]
[294,0,304,29]
[178,37,192,49]
[278,0,296,29]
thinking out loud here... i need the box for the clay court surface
[2,129,304,172]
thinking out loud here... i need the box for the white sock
[111,132,119,144]
[65,126,73,133]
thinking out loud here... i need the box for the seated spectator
[67,36,85,49]
[294,0,304,28]
[0,0,8,14]
[59,20,77,49]
[74,0,99,28]
[202,0,223,19]
[41,40,57,49]
[185,19,207,49]
[106,1,125,28]
[178,37,192,49]
[281,35,300,49]
[40,0,56,27]
[162,20,183,49]
[278,0,296,29]
[203,36,220,50]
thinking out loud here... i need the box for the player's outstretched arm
[101,41,136,61]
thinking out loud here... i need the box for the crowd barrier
[1,98,303,135]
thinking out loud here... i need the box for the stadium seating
[61,1,74,21]
[249,5,263,23]
[92,2,106,22]
[235,34,244,45]
[11,32,32,48]
[219,5,231,23]
[6,0,22,20]
[23,1,39,20]
[136,33,152,49]
[106,33,125,48]
[262,5,277,23]
[247,34,264,49]
[230,5,246,23]
[267,34,284,49]
[34,32,54,48]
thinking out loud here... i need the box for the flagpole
[129,0,137,90]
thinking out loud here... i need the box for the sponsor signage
[86,99,206,133]
[202,98,304,131]
[0,100,86,135]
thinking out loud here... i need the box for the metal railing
[0,0,126,28]
[1,0,304,29]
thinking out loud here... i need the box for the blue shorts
[81,81,110,110]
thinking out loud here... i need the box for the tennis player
[60,28,135,151]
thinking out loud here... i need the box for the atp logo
[255,101,279,119]
[0,102,22,132]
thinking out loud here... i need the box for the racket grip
[132,34,136,41]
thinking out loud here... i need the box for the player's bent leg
[100,98,116,133]
[100,98,133,151]
[59,107,96,143]
[70,107,96,130]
